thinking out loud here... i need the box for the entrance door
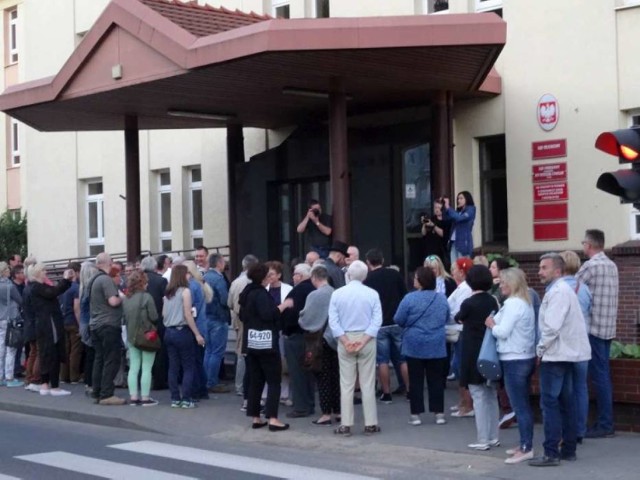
[479,135,508,246]
[268,178,331,267]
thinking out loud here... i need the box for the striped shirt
[575,252,618,340]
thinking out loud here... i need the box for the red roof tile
[140,0,270,37]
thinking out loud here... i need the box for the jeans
[572,360,589,438]
[165,327,196,402]
[588,335,614,432]
[91,325,123,400]
[127,345,156,398]
[0,320,17,381]
[283,333,316,414]
[469,383,499,444]
[376,325,407,390]
[193,342,208,398]
[502,358,535,452]
[204,320,228,388]
[539,362,576,459]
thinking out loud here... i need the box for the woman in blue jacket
[444,191,476,265]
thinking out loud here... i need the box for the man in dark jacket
[282,263,316,417]
[141,256,168,390]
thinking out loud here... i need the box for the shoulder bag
[5,284,24,349]
[477,298,502,382]
[302,325,325,373]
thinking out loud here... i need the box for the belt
[167,325,186,330]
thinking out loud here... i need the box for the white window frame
[476,0,502,12]
[158,171,172,251]
[9,8,18,63]
[422,0,449,14]
[189,167,203,247]
[272,0,290,18]
[86,181,105,255]
[10,118,20,166]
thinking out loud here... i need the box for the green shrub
[0,210,27,262]
[610,341,640,359]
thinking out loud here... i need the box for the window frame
[476,0,503,12]
[10,118,20,166]
[8,8,18,64]
[86,180,105,255]
[272,0,290,18]
[189,167,203,247]
[158,171,172,252]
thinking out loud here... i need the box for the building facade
[1,1,639,304]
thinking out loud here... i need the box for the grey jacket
[298,284,336,350]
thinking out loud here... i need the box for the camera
[311,208,321,217]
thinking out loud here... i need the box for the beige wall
[617,5,640,110]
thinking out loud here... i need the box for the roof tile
[140,0,270,37]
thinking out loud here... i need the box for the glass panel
[159,171,171,186]
[192,237,203,248]
[88,202,98,238]
[403,144,431,273]
[160,192,171,232]
[192,189,203,230]
[275,5,290,18]
[316,0,329,17]
[161,239,172,252]
[89,245,103,256]
[191,168,201,183]
[88,182,103,195]
[12,123,18,151]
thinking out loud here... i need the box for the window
[272,0,290,18]
[423,0,449,14]
[8,208,20,221]
[189,167,203,248]
[476,0,502,12]
[314,0,330,18]
[479,135,508,245]
[8,8,18,63]
[630,208,640,240]
[87,181,105,256]
[158,171,172,252]
[10,118,20,166]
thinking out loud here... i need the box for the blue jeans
[376,325,407,390]
[165,327,196,402]
[588,335,614,432]
[502,358,535,452]
[572,360,589,438]
[204,320,228,388]
[539,362,576,459]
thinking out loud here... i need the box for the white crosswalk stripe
[15,452,197,480]
[0,474,21,480]
[109,441,380,480]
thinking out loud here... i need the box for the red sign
[532,163,567,183]
[534,203,568,221]
[533,182,568,202]
[532,139,567,160]
[534,222,568,241]
[537,93,559,131]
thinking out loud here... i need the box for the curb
[0,401,161,434]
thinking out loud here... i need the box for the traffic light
[595,126,640,205]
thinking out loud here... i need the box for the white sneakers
[40,387,71,396]
[435,413,447,425]
[408,415,422,426]
[468,439,500,451]
[451,409,475,418]
[25,383,41,392]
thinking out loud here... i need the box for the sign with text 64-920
[247,329,272,350]
[533,182,568,202]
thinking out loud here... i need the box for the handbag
[477,310,502,382]
[132,294,161,352]
[302,326,326,373]
[4,283,24,349]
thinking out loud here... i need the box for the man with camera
[296,200,333,259]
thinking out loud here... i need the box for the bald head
[305,251,320,266]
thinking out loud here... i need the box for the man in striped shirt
[576,229,618,438]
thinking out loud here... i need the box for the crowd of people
[0,198,620,468]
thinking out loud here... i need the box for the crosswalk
[7,441,379,480]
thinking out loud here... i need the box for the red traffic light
[595,127,640,162]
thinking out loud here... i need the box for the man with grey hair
[282,263,316,418]
[203,253,231,393]
[90,252,126,406]
[529,253,591,467]
[228,254,259,399]
[329,260,382,436]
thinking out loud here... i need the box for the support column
[431,90,454,200]
[329,77,350,242]
[124,115,141,263]
[227,123,245,278]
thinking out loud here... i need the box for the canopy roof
[0,0,506,131]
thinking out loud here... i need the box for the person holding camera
[296,200,332,259]
[421,199,451,272]
[443,191,477,266]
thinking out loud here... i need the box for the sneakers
[240,401,247,412]
[50,389,71,397]
[25,383,41,392]
[505,449,534,464]
[98,395,126,406]
[6,379,24,388]
[435,413,447,425]
[39,387,50,396]
[468,439,499,451]
[499,411,517,429]
[139,398,158,407]
[408,414,422,426]
[585,428,615,439]
[363,425,381,436]
[379,393,392,404]
[447,373,457,381]
[451,409,475,417]
[181,400,197,409]
[334,425,352,437]
[0,380,6,387]
[489,439,501,447]
[171,400,182,408]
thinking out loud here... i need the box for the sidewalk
[1,381,637,479]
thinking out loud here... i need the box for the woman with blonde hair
[485,268,536,463]
[182,260,211,401]
[423,255,456,297]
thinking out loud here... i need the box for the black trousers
[407,356,448,415]
[246,351,281,419]
[84,346,95,388]
[40,340,63,389]
[313,341,340,415]
[90,325,122,400]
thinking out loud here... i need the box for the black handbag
[5,284,23,348]
[302,324,326,373]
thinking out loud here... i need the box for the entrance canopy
[0,0,505,132]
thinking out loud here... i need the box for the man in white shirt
[329,260,382,436]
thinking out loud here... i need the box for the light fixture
[167,109,234,121]
[282,87,353,101]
